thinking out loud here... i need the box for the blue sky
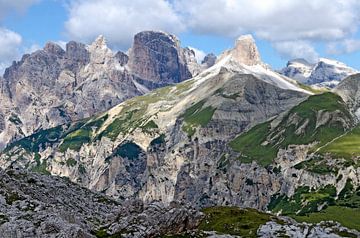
[1,0,360,73]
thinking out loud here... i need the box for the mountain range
[280,58,358,88]
[0,31,360,237]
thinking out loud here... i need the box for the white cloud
[0,28,23,74]
[174,0,360,42]
[65,0,184,49]
[327,39,360,55]
[0,0,40,19]
[24,44,41,54]
[273,41,319,63]
[188,47,206,63]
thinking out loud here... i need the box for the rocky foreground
[0,168,359,238]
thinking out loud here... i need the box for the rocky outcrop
[0,168,203,238]
[128,31,194,85]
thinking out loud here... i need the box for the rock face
[0,31,201,150]
[281,58,358,88]
[128,31,193,85]
[334,73,360,119]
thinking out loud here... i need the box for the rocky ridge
[0,31,206,150]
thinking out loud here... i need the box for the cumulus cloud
[65,0,184,49]
[0,28,23,74]
[188,47,206,63]
[174,0,360,42]
[273,41,319,63]
[327,39,360,55]
[0,0,39,19]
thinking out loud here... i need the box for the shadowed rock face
[128,31,193,84]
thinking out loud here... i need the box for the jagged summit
[43,42,65,55]
[220,34,262,66]
[90,34,108,50]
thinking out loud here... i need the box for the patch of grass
[293,206,360,231]
[31,157,50,175]
[293,156,339,175]
[59,115,108,152]
[318,125,360,160]
[4,125,65,154]
[181,100,216,137]
[229,93,352,167]
[229,121,277,166]
[141,120,159,133]
[59,128,91,152]
[270,181,360,231]
[66,158,77,167]
[183,100,216,126]
[198,207,276,237]
[297,83,329,94]
[182,124,196,137]
[268,185,336,216]
[5,192,22,205]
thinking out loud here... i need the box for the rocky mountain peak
[87,35,114,65]
[128,30,192,84]
[219,34,262,66]
[231,34,262,66]
[92,34,107,49]
[44,42,65,56]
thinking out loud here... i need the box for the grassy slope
[319,125,360,159]
[198,207,276,237]
[229,92,352,166]
[181,100,216,137]
[294,206,360,231]
[269,180,360,231]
